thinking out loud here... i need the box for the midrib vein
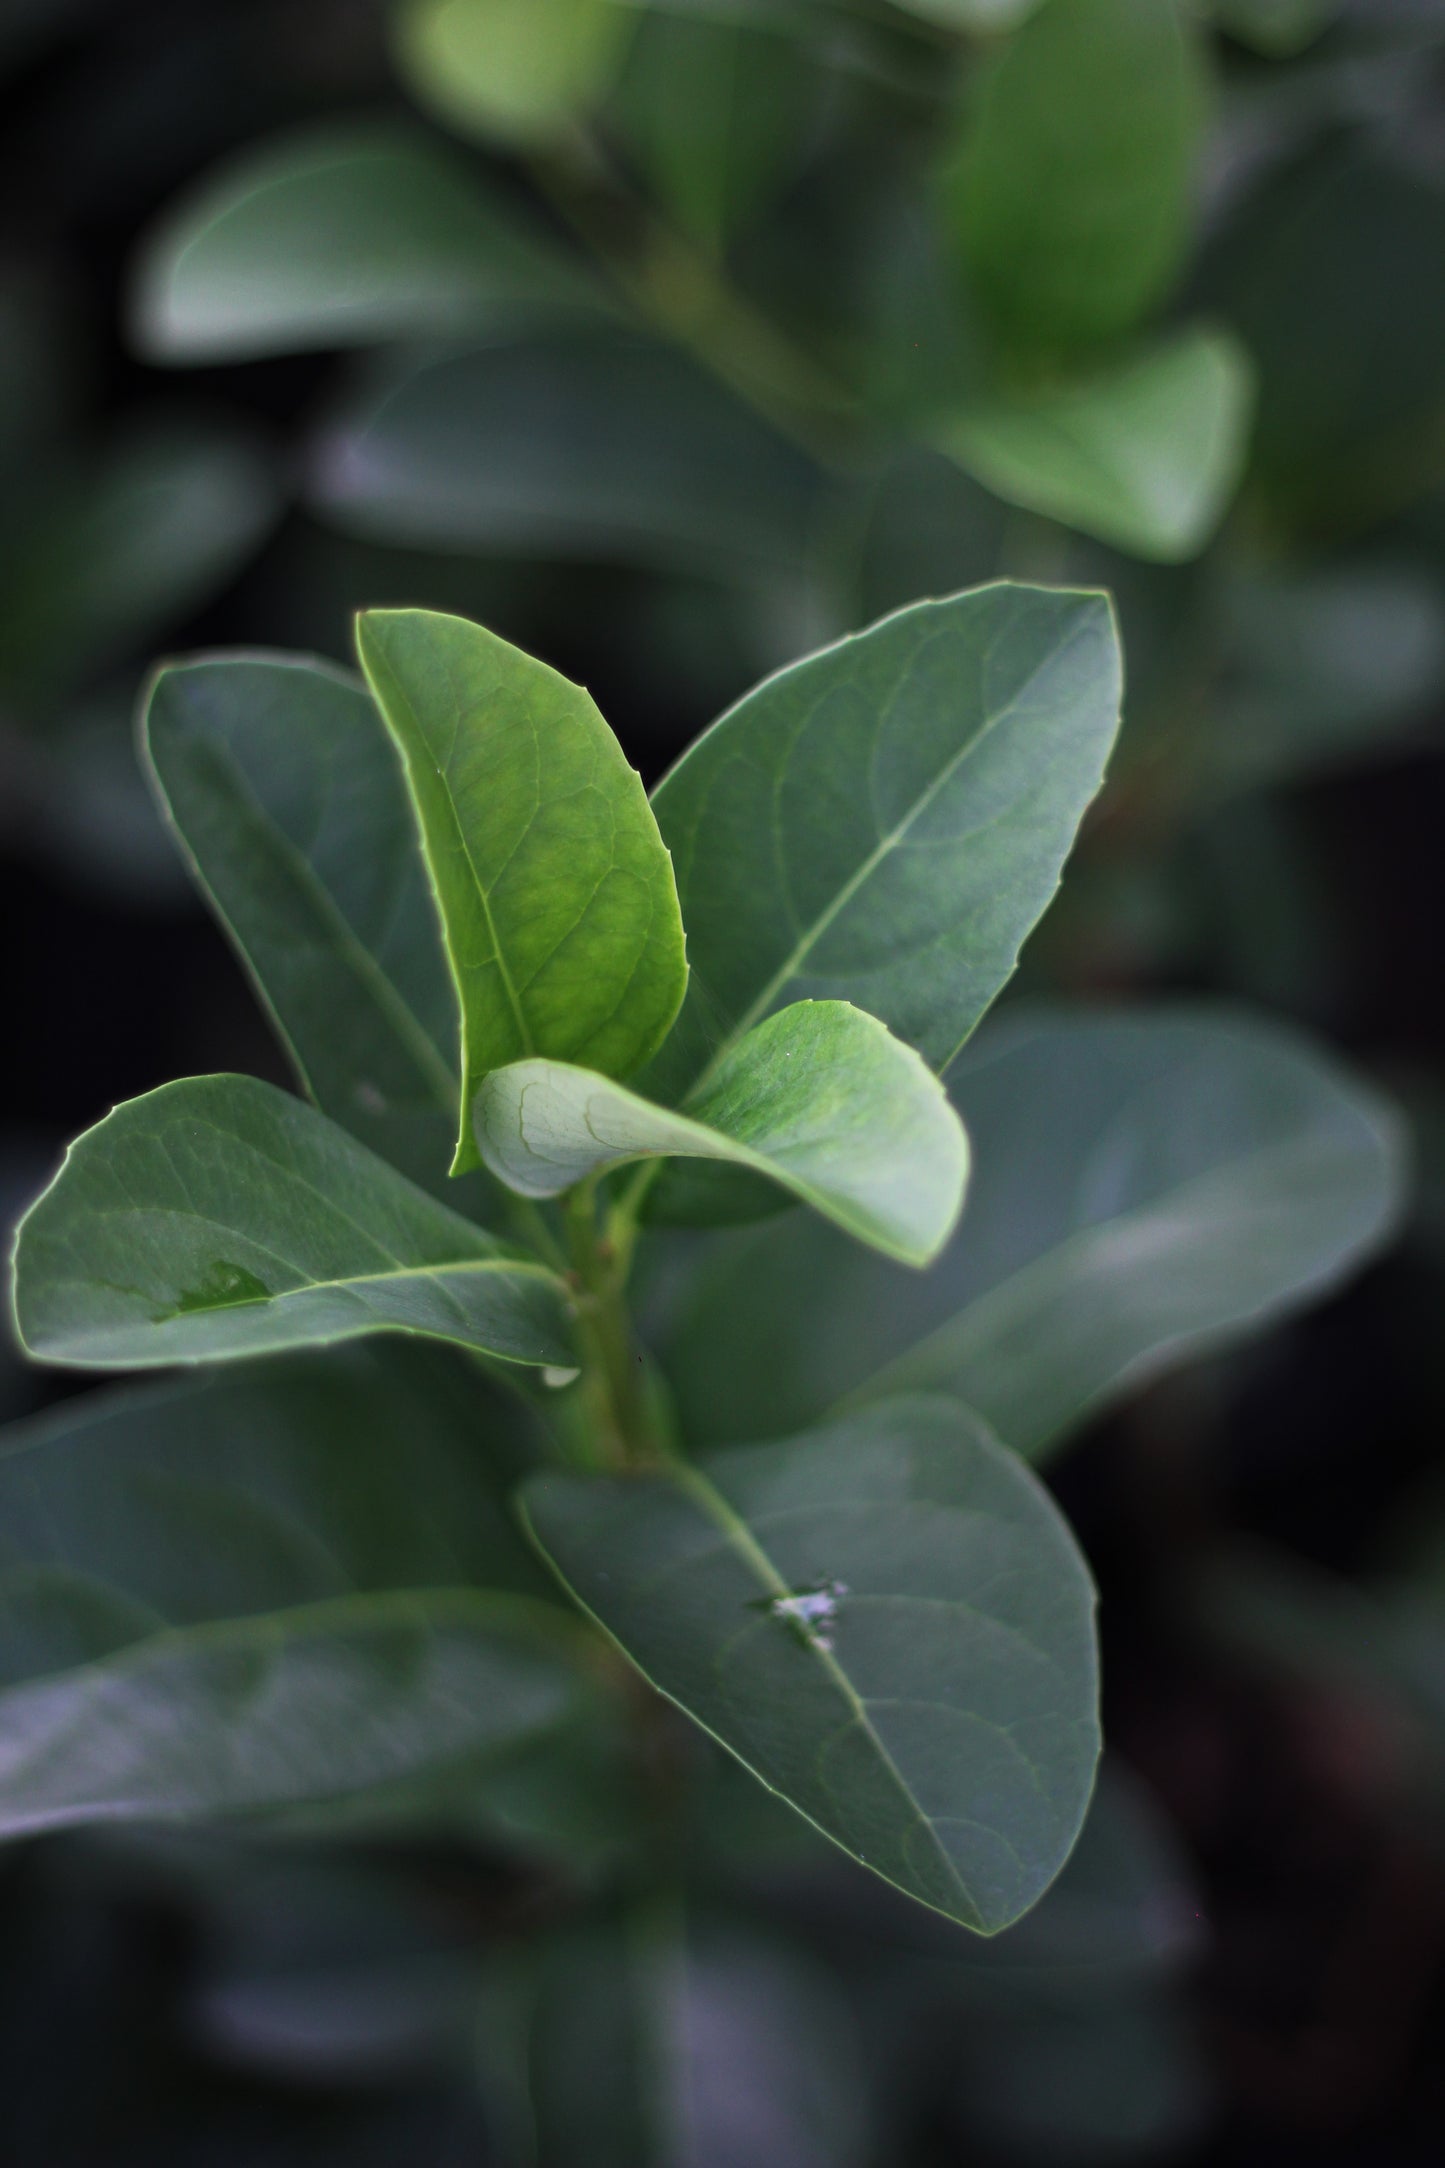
[201,740,457,1113]
[671,1461,974,1912]
[696,620,1088,1086]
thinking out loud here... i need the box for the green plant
[6,585,1401,1954]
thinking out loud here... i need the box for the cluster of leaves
[1,0,1442,2155]
[4,585,1404,2152]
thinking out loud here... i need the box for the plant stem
[529,135,866,469]
[563,1177,664,1472]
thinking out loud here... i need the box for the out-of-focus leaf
[477,1002,968,1266]
[941,0,1210,351]
[1209,0,1343,56]
[1200,137,1445,515]
[611,9,816,252]
[0,1346,597,1837]
[0,422,278,710]
[307,330,825,575]
[660,1008,1406,1458]
[949,1990,1209,2161]
[356,608,687,1170]
[524,1397,1100,1933]
[129,122,595,363]
[12,1075,574,1371]
[896,0,1044,24]
[1200,562,1445,798]
[142,654,474,1200]
[940,329,1254,560]
[393,0,636,148]
[518,1913,870,2167]
[645,584,1121,1101]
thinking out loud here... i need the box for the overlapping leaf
[645,584,1121,1102]
[308,331,825,576]
[11,1075,573,1370]
[356,608,688,1172]
[660,1009,1406,1458]
[523,1397,1100,1933]
[0,1346,595,1835]
[477,1001,968,1266]
[393,0,635,147]
[143,654,469,1197]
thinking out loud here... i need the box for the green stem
[563,1177,665,1472]
[529,136,865,468]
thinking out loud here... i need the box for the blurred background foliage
[2,0,1445,2160]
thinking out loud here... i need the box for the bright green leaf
[660,1009,1407,1458]
[11,1074,574,1371]
[645,584,1121,1102]
[477,1001,968,1266]
[941,0,1209,351]
[939,328,1255,561]
[142,653,473,1201]
[522,1397,1100,1934]
[128,121,594,364]
[356,608,688,1172]
[0,1346,593,1836]
[394,0,636,147]
[308,331,825,576]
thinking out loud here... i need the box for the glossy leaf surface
[524,1398,1100,1933]
[942,329,1254,561]
[356,609,687,1173]
[646,584,1121,1100]
[129,122,592,362]
[308,331,824,575]
[0,1347,590,1836]
[143,654,465,1196]
[476,1001,968,1267]
[661,1009,1406,1457]
[943,0,1208,350]
[394,0,634,147]
[12,1075,573,1370]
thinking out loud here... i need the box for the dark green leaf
[523,1397,1100,1933]
[941,0,1209,351]
[1198,138,1445,515]
[1208,0,1342,57]
[0,1345,593,1836]
[356,607,688,1172]
[307,331,825,576]
[11,1075,574,1370]
[128,121,594,363]
[393,0,636,147]
[940,328,1254,561]
[660,1009,1406,1457]
[142,653,472,1199]
[477,1001,967,1265]
[0,422,278,710]
[645,584,1121,1101]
